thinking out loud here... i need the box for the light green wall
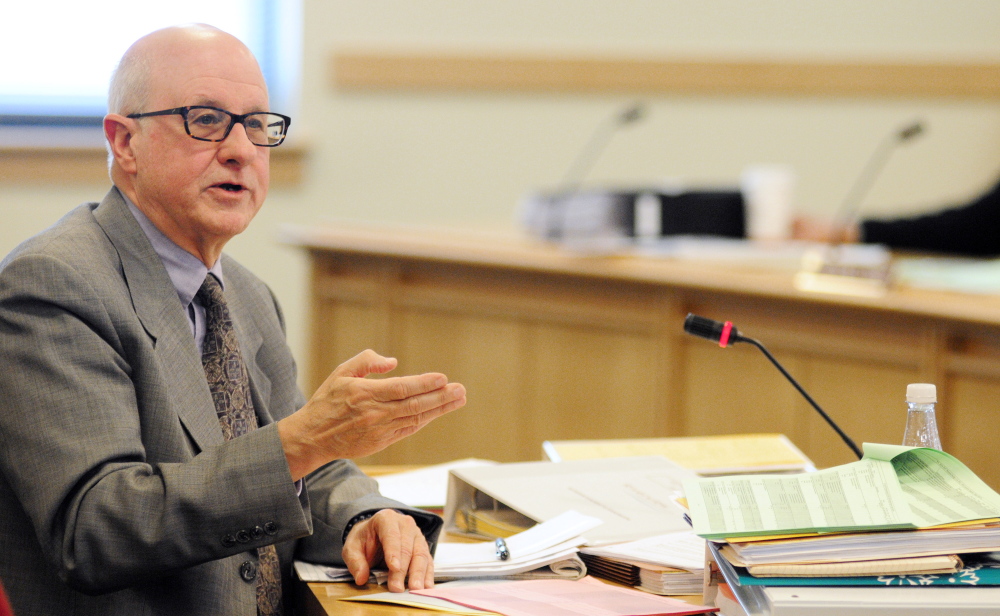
[3,0,1000,388]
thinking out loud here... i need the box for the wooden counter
[286,224,1000,485]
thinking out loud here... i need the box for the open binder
[444,456,695,546]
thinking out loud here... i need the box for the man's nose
[218,121,259,163]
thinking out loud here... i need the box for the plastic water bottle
[902,383,942,450]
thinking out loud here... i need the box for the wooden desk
[287,224,1000,485]
[300,581,425,616]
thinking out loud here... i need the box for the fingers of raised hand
[346,378,464,424]
[368,373,448,403]
[334,349,399,379]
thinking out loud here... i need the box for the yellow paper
[543,434,813,475]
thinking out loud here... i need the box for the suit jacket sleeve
[860,177,1000,256]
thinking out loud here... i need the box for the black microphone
[830,119,926,235]
[558,101,647,196]
[683,313,863,460]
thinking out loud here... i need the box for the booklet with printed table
[684,443,1000,540]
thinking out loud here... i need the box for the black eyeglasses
[126,106,291,147]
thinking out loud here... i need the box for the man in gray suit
[0,24,466,615]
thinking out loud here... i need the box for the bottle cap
[906,383,937,403]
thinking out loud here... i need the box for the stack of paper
[636,566,704,596]
[580,531,707,595]
[705,541,1000,616]
[686,443,1000,591]
[721,523,1000,568]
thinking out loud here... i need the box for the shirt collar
[118,188,224,307]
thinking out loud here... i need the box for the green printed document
[683,443,1000,540]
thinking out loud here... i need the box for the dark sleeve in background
[860,177,1000,257]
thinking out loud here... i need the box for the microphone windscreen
[683,314,725,342]
[898,121,925,142]
[618,103,645,126]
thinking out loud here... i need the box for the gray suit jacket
[0,189,440,615]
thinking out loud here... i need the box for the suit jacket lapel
[92,189,224,452]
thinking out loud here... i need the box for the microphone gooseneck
[830,119,926,236]
[683,313,863,460]
[558,101,647,196]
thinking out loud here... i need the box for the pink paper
[413,576,716,616]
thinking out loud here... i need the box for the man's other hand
[342,509,434,592]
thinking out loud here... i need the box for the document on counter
[684,443,1000,539]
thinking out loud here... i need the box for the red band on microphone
[719,321,733,348]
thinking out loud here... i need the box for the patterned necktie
[198,274,283,616]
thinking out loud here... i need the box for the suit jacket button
[263,522,278,535]
[240,560,258,583]
[236,529,251,543]
[252,525,265,540]
[222,534,237,547]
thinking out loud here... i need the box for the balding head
[108,24,264,116]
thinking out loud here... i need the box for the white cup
[741,164,796,241]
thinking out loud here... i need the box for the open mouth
[216,183,244,192]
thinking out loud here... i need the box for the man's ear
[104,114,138,175]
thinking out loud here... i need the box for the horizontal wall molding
[331,50,1000,99]
[0,145,306,185]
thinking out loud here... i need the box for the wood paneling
[0,144,306,184]
[332,51,1000,99]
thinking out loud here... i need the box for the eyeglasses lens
[185,108,287,146]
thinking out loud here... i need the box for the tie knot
[197,274,225,308]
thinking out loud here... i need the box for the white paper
[377,458,497,508]
[293,561,387,584]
